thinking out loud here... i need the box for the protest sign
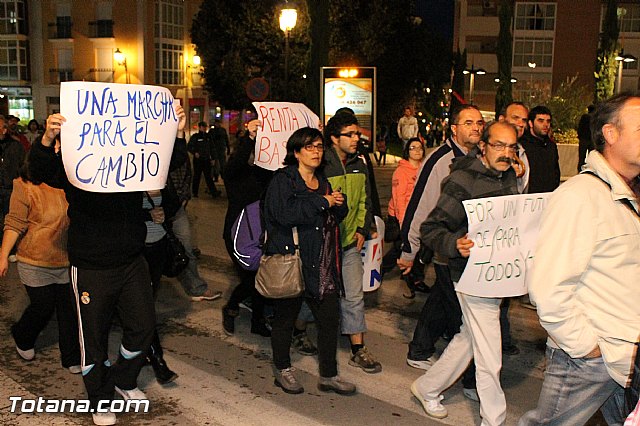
[362,216,384,292]
[60,81,179,192]
[456,193,551,297]
[252,102,320,171]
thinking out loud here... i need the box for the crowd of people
[0,92,638,426]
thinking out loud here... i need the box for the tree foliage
[495,0,513,117]
[191,0,452,121]
[542,76,591,133]
[594,0,619,103]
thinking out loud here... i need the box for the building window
[513,37,553,68]
[619,5,640,33]
[0,39,29,81]
[515,3,555,31]
[467,0,497,18]
[154,0,184,85]
[0,0,27,35]
[466,36,498,54]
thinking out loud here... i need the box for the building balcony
[49,68,74,84]
[88,20,114,38]
[48,23,73,40]
[83,68,114,83]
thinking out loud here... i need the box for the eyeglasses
[455,120,485,128]
[303,143,324,152]
[408,145,424,151]
[486,142,518,152]
[339,131,362,139]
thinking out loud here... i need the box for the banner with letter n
[252,102,320,171]
[60,81,179,192]
[361,216,384,292]
[456,193,551,298]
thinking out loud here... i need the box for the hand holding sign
[43,113,66,150]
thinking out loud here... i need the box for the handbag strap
[292,227,299,253]
[145,191,173,233]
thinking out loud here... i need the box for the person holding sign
[519,94,640,425]
[32,103,187,426]
[324,112,381,374]
[411,121,519,425]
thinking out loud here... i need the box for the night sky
[416,0,455,43]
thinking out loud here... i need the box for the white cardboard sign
[456,193,550,297]
[362,216,385,292]
[60,81,179,192]
[252,102,320,171]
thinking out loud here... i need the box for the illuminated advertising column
[321,67,376,148]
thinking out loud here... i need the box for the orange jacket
[388,159,419,226]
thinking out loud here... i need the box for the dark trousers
[192,158,218,196]
[12,282,80,368]
[144,237,167,358]
[271,293,340,378]
[71,256,156,408]
[223,237,265,322]
[408,263,476,388]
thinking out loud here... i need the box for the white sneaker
[115,386,147,401]
[92,411,116,425]
[463,387,480,402]
[406,355,437,370]
[8,254,17,263]
[16,346,35,361]
[411,381,447,419]
[68,365,82,374]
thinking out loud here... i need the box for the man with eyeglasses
[399,105,481,396]
[411,121,519,424]
[323,111,381,373]
[518,105,560,194]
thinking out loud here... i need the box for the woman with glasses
[263,127,355,396]
[382,137,430,298]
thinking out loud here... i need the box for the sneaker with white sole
[191,288,222,301]
[16,346,34,361]
[349,346,382,373]
[68,365,82,374]
[115,386,147,401]
[411,381,447,419]
[92,411,116,426]
[406,355,437,370]
[463,387,480,402]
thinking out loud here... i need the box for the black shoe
[148,356,178,385]
[222,306,238,335]
[402,281,416,299]
[251,320,271,337]
[413,281,431,293]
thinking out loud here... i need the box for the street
[0,157,605,425]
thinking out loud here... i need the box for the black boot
[148,332,178,385]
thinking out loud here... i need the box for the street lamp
[279,5,297,99]
[114,48,130,84]
[463,65,486,104]
[615,50,637,94]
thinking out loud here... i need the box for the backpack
[231,200,264,271]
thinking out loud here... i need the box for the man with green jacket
[324,112,381,373]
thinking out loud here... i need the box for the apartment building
[0,0,215,132]
[454,0,640,112]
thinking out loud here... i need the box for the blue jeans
[518,346,626,426]
[339,247,366,335]
[172,207,208,296]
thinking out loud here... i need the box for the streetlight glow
[279,8,297,33]
[114,48,125,65]
[463,65,486,104]
[615,49,637,93]
[192,55,201,66]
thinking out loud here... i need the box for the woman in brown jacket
[0,144,80,373]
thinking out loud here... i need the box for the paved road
[0,157,606,425]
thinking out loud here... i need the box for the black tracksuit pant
[71,255,155,409]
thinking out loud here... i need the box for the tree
[191,0,452,122]
[495,0,513,117]
[594,0,619,103]
[191,0,310,109]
